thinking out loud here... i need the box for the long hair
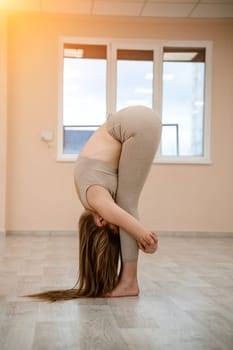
[24,211,121,302]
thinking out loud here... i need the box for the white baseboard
[156,231,233,237]
[4,230,233,237]
[6,230,77,236]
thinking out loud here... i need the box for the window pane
[63,126,97,154]
[63,44,107,154]
[162,47,205,157]
[116,49,153,111]
[161,124,179,156]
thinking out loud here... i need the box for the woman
[26,106,161,301]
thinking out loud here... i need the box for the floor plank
[0,235,233,350]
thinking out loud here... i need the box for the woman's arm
[87,186,157,247]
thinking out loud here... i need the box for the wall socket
[41,130,53,142]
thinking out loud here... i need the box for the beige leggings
[107,106,162,261]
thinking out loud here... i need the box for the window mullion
[154,44,163,161]
[203,42,212,163]
[108,43,117,114]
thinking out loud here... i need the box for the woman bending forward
[27,106,161,301]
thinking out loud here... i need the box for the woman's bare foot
[105,260,139,297]
[105,280,139,297]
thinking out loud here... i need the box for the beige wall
[4,13,233,233]
[0,13,7,233]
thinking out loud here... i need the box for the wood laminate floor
[0,235,233,350]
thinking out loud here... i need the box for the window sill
[56,154,78,162]
[57,153,212,165]
[155,155,212,165]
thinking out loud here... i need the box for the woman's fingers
[137,242,145,251]
[138,232,159,254]
[151,232,158,243]
[144,234,154,245]
[147,241,158,253]
[142,237,152,246]
[148,232,158,244]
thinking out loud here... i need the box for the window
[62,44,107,154]
[116,49,154,110]
[161,47,206,158]
[58,39,212,163]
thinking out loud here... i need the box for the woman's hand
[138,232,158,254]
[87,186,159,250]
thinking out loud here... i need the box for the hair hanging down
[24,211,121,302]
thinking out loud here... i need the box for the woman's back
[79,124,121,167]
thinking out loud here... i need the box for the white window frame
[157,40,212,164]
[57,37,212,164]
[57,37,111,161]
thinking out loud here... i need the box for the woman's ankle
[120,260,138,278]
